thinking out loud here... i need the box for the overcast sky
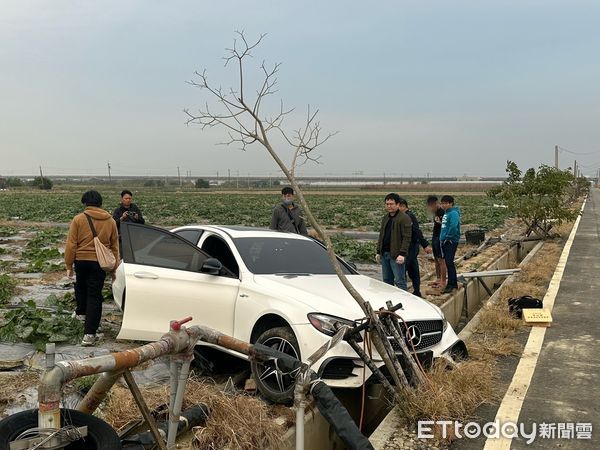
[1,0,600,178]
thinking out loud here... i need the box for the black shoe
[442,286,456,294]
[413,291,422,298]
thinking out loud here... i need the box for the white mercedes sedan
[113,223,466,402]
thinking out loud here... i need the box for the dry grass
[0,371,39,408]
[476,299,526,335]
[101,375,285,450]
[397,360,497,437]
[518,244,562,286]
[191,391,286,450]
[468,335,523,361]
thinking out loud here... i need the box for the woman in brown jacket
[65,190,119,346]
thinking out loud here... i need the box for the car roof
[172,224,312,240]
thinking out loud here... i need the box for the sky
[1,0,600,178]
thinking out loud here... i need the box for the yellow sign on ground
[522,308,553,327]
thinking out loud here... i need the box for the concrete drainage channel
[282,238,543,450]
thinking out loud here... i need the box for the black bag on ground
[507,296,543,319]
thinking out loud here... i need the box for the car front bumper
[293,321,464,389]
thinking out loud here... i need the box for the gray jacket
[270,203,308,235]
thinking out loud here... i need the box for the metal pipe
[295,398,305,450]
[167,360,180,450]
[45,343,55,370]
[39,327,196,431]
[167,360,191,449]
[77,370,123,415]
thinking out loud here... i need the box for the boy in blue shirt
[440,195,461,294]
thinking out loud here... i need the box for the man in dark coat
[398,198,430,297]
[113,190,145,233]
[270,187,308,235]
[376,193,412,290]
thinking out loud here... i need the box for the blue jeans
[442,241,459,289]
[381,252,407,290]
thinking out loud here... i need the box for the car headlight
[308,313,355,337]
[431,304,448,332]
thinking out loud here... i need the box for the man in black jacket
[398,198,430,297]
[113,190,145,233]
[376,193,412,290]
[270,187,308,235]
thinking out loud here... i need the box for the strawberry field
[0,188,509,231]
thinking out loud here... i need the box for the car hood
[252,274,442,322]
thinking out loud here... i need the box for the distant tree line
[0,176,53,190]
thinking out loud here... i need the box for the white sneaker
[71,312,85,321]
[81,334,97,347]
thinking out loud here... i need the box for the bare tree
[184,32,419,396]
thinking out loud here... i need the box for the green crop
[0,274,18,305]
[0,189,510,231]
[0,299,83,351]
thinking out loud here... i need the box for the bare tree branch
[185,32,416,396]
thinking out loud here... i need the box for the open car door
[117,223,240,341]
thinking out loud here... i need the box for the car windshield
[234,237,352,275]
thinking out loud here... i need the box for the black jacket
[377,211,412,258]
[406,210,429,249]
[112,203,145,232]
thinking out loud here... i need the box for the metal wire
[14,425,84,450]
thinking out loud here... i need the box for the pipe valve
[170,317,193,331]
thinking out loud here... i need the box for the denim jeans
[442,241,459,289]
[406,243,421,296]
[381,251,407,290]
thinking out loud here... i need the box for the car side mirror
[201,258,223,275]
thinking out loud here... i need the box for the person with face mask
[269,187,308,235]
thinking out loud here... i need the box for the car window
[127,226,208,271]
[234,237,352,275]
[174,229,204,245]
[201,235,240,277]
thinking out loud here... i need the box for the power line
[558,146,599,156]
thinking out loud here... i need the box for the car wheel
[251,326,300,404]
[0,408,121,450]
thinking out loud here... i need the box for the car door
[118,223,240,341]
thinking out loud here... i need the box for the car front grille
[388,319,444,352]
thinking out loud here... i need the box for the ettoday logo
[417,420,593,444]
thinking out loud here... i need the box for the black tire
[0,408,121,450]
[251,326,301,404]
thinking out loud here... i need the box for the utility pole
[107,162,112,183]
[177,166,182,187]
[573,160,577,178]
[236,170,239,189]
[228,168,231,183]
[554,145,559,169]
[39,165,43,179]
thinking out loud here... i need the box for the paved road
[511,189,600,448]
